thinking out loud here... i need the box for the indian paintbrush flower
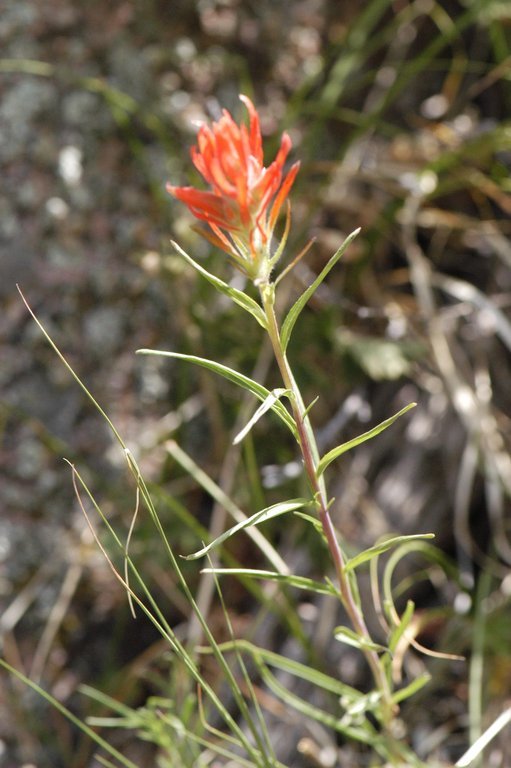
[167,95,299,282]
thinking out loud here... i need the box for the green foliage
[171,240,268,330]
[280,228,360,352]
[137,349,298,439]
[183,498,308,561]
[317,403,417,476]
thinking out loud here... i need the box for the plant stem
[259,281,396,727]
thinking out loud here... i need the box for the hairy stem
[259,281,396,727]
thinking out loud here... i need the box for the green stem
[259,281,396,728]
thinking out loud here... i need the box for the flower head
[167,95,299,280]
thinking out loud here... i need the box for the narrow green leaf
[382,540,460,624]
[200,568,337,596]
[136,349,297,438]
[344,533,435,573]
[171,240,267,329]
[392,673,431,705]
[280,228,360,352]
[233,388,291,445]
[183,498,307,560]
[302,395,319,420]
[80,684,134,717]
[211,638,360,699]
[333,626,388,654]
[293,510,324,534]
[165,440,289,574]
[317,402,416,476]
[388,599,415,654]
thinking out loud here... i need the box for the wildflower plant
[6,93,497,768]
[139,95,433,765]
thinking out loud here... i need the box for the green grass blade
[317,402,416,476]
[183,499,307,560]
[312,0,394,121]
[467,567,493,764]
[280,228,360,352]
[71,464,265,762]
[80,685,135,717]
[136,349,297,438]
[0,660,139,768]
[209,568,277,764]
[153,705,277,768]
[18,287,127,450]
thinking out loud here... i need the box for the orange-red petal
[167,95,298,266]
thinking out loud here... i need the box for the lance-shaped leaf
[280,228,360,352]
[344,533,435,573]
[317,402,416,477]
[213,639,360,699]
[136,349,297,438]
[233,388,291,445]
[200,568,337,596]
[171,240,267,329]
[183,498,307,560]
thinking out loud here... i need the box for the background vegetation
[1,0,511,765]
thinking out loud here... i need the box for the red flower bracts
[167,95,299,281]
